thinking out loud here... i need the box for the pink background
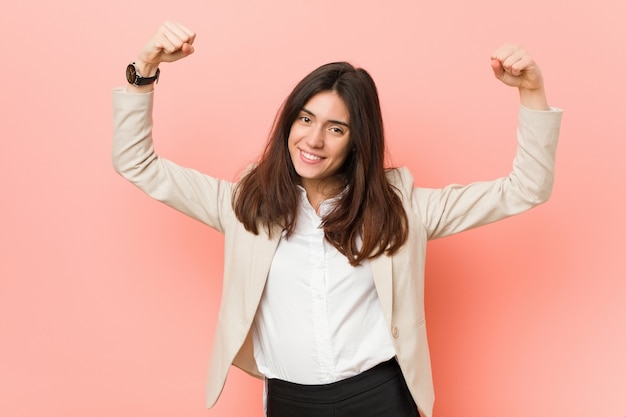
[1,0,625,416]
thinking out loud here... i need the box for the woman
[113,21,562,417]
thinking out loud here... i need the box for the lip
[299,149,324,163]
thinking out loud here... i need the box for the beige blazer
[113,88,562,417]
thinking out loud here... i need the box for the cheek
[336,140,352,163]
[287,125,299,147]
[287,134,296,155]
[287,132,299,163]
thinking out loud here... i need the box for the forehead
[302,91,350,123]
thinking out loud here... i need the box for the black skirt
[266,358,421,417]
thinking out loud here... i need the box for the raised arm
[113,23,234,233]
[413,44,562,240]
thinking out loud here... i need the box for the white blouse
[252,187,396,384]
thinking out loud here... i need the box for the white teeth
[302,151,322,161]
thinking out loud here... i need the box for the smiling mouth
[301,150,323,162]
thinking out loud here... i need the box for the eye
[299,115,312,123]
[329,126,344,135]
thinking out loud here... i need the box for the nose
[305,126,324,148]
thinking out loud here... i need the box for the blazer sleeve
[112,88,234,233]
[411,105,563,240]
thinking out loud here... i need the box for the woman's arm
[113,23,234,233]
[413,45,562,240]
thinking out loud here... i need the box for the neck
[301,179,343,214]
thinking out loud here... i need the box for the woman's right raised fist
[136,21,196,69]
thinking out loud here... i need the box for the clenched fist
[127,21,196,92]
[490,44,549,110]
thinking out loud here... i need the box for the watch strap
[127,63,160,86]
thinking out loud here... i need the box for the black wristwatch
[126,62,160,86]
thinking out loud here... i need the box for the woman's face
[288,90,352,194]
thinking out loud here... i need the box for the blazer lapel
[243,228,282,323]
[370,254,393,325]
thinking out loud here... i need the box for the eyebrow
[301,108,350,129]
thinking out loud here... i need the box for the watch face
[126,64,137,84]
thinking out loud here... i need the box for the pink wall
[1,0,625,416]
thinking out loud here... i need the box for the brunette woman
[113,21,562,417]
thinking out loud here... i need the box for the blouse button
[391,326,399,338]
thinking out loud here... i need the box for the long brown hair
[233,62,408,266]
